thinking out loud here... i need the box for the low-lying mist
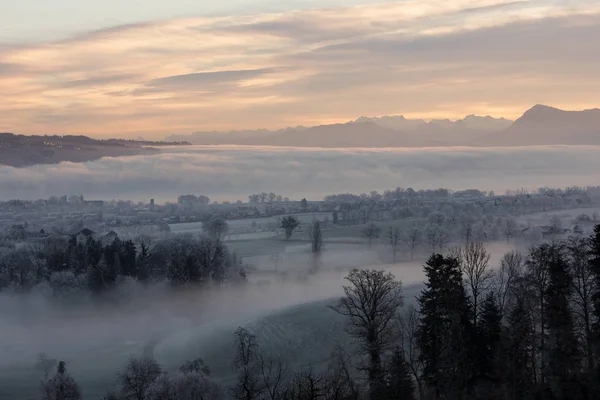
[0,241,517,359]
[0,240,520,399]
[2,145,600,201]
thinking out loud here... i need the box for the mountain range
[167,105,600,147]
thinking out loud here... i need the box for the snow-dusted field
[169,212,333,235]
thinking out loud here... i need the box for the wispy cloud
[0,0,599,137]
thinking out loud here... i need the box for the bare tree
[309,220,323,253]
[35,353,57,380]
[457,242,493,328]
[566,236,596,372]
[257,355,288,400]
[202,218,229,241]
[503,218,518,243]
[40,361,81,400]
[525,244,553,386]
[145,370,222,400]
[118,356,162,400]
[494,250,524,317]
[270,253,281,274]
[136,235,155,259]
[426,223,448,254]
[362,222,381,247]
[549,215,563,234]
[387,226,402,263]
[403,224,421,261]
[308,220,324,273]
[174,371,222,400]
[232,328,263,400]
[397,306,425,400]
[232,327,288,400]
[460,217,474,244]
[326,346,361,400]
[330,269,403,399]
[428,211,446,227]
[285,368,328,400]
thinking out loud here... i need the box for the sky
[1,0,599,138]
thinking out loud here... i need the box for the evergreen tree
[544,244,582,399]
[84,237,103,268]
[476,292,503,379]
[120,240,138,278]
[281,216,300,240]
[588,225,600,371]
[384,349,416,400]
[417,254,473,399]
[87,257,107,295]
[504,297,534,400]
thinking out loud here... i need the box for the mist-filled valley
[3,0,600,396]
[3,177,600,399]
[0,236,520,400]
[3,145,600,202]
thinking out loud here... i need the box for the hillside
[477,105,600,146]
[0,133,189,168]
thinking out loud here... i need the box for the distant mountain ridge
[477,105,600,146]
[168,114,514,147]
[353,114,513,145]
[167,104,599,148]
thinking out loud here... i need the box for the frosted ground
[168,212,332,238]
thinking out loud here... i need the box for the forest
[2,220,600,399]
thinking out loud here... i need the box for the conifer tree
[384,349,416,400]
[544,244,581,399]
[417,254,473,399]
[477,292,503,380]
[588,225,600,368]
[505,297,534,400]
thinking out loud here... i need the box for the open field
[169,212,333,235]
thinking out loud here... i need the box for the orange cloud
[0,0,599,138]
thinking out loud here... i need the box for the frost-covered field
[153,283,424,388]
[169,212,334,235]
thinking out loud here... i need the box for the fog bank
[2,145,600,201]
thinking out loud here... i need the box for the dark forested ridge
[0,133,189,168]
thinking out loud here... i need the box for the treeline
[326,186,600,225]
[36,228,600,400]
[248,192,290,204]
[325,185,599,203]
[0,227,244,298]
[234,230,600,400]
